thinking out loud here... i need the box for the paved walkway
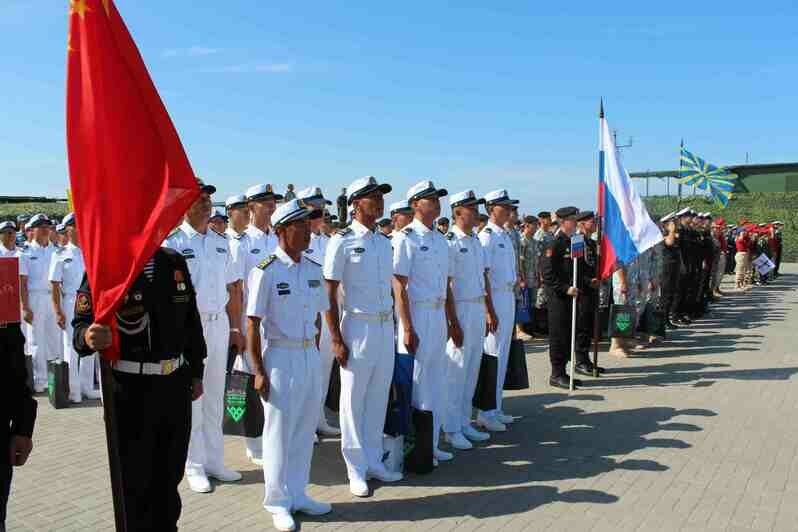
[7,266,798,532]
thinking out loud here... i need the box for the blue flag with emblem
[678,145,737,208]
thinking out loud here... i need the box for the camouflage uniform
[533,228,555,308]
[519,233,539,305]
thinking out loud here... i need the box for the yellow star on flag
[69,0,90,19]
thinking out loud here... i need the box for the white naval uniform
[234,225,278,458]
[19,241,61,388]
[479,221,517,418]
[164,222,242,476]
[324,220,394,481]
[0,243,18,258]
[444,226,487,434]
[247,246,329,513]
[48,243,95,401]
[392,218,453,450]
[305,231,336,426]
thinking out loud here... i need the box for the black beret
[537,211,551,218]
[437,217,450,225]
[576,211,595,221]
[555,206,579,219]
[523,215,539,224]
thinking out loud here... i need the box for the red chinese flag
[66,0,200,360]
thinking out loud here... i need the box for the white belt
[413,300,445,310]
[112,355,185,376]
[200,312,224,321]
[346,310,394,322]
[266,338,315,349]
[456,296,485,304]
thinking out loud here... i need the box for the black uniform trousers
[575,290,596,364]
[662,259,681,318]
[546,288,572,377]
[1,324,28,529]
[112,365,192,532]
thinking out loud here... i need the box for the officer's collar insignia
[257,255,277,270]
[251,248,261,254]
[182,248,193,255]
[483,227,493,234]
[305,256,322,267]
[354,247,365,253]
[445,232,454,240]
[420,245,429,251]
[175,270,187,291]
[234,233,244,239]
[402,227,413,234]
[277,282,290,289]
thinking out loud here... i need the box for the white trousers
[62,294,96,400]
[482,291,515,418]
[28,291,62,387]
[444,300,486,434]
[318,318,335,424]
[339,313,394,480]
[397,304,447,450]
[261,345,321,513]
[186,314,230,475]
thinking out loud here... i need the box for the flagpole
[591,100,604,378]
[570,254,579,392]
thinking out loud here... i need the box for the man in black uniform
[1,292,37,531]
[659,212,683,328]
[674,209,696,324]
[541,206,582,390]
[573,211,604,376]
[72,247,207,532]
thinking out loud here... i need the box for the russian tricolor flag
[597,107,663,279]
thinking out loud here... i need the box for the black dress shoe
[574,363,595,377]
[549,375,578,390]
[565,374,583,386]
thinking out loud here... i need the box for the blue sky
[2,1,797,214]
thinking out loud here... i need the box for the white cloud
[163,46,219,58]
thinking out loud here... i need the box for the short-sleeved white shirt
[19,241,56,292]
[323,219,393,314]
[247,246,329,341]
[48,243,85,296]
[447,225,487,301]
[163,221,240,314]
[392,218,452,303]
[304,232,329,262]
[479,221,517,293]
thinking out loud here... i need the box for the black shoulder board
[305,256,322,267]
[336,227,353,236]
[483,227,493,234]
[257,255,277,270]
[445,232,455,240]
[402,227,413,234]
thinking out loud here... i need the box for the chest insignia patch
[459,248,468,253]
[182,249,193,255]
[277,282,290,290]
[175,270,187,292]
[76,293,91,315]
[64,258,73,263]
[278,289,291,295]
[251,248,261,254]
[354,247,365,254]
[216,247,226,253]
[420,246,429,252]
[498,243,505,248]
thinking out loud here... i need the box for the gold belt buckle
[161,359,174,375]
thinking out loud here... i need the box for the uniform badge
[459,248,468,253]
[278,289,291,295]
[133,292,143,301]
[308,279,321,287]
[277,282,290,289]
[76,293,92,315]
[420,246,429,251]
[175,270,187,291]
[29,256,38,260]
[216,247,226,253]
[251,248,261,254]
[498,243,505,248]
[64,258,73,263]
[353,247,365,254]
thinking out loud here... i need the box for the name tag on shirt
[216,247,226,254]
[308,279,321,288]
